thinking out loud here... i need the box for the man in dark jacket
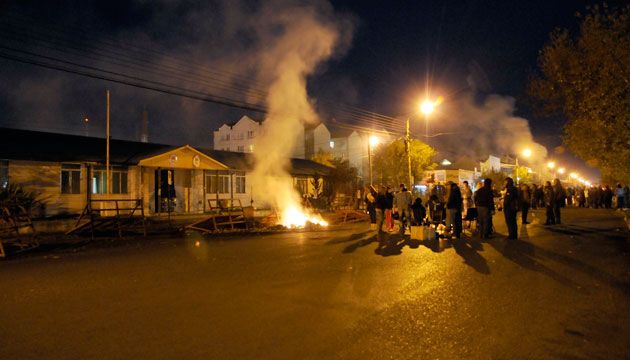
[474,178,494,239]
[503,177,519,240]
[552,179,565,224]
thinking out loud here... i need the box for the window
[112,166,128,194]
[237,145,244,152]
[247,130,255,139]
[61,164,81,194]
[205,172,230,194]
[237,133,244,140]
[295,177,308,195]
[329,141,335,149]
[235,174,246,194]
[0,160,8,189]
[224,134,230,141]
[248,144,254,152]
[92,167,107,194]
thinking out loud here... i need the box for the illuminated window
[235,174,246,194]
[249,144,254,152]
[237,145,244,152]
[329,141,335,149]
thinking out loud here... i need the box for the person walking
[474,178,494,239]
[552,179,565,224]
[446,182,463,239]
[519,183,531,224]
[461,181,473,218]
[603,185,613,209]
[503,177,519,240]
[543,181,555,225]
[393,183,413,235]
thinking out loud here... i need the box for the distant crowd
[363,179,629,243]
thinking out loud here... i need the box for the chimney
[140,108,149,143]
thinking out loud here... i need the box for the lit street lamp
[406,97,440,188]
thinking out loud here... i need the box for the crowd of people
[363,179,629,242]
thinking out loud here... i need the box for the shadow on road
[325,230,373,245]
[452,238,490,274]
[371,232,421,257]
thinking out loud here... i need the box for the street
[1,208,629,359]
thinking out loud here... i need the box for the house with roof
[0,128,331,217]
[212,115,305,159]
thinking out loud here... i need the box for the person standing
[461,181,473,218]
[393,183,413,235]
[446,182,463,239]
[530,184,539,209]
[552,179,565,224]
[385,186,394,231]
[519,183,531,224]
[365,185,377,226]
[474,178,494,239]
[503,177,519,240]
[375,185,388,243]
[543,181,555,225]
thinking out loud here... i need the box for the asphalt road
[1,208,629,359]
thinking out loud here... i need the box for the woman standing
[543,181,555,225]
[446,182,463,239]
[519,183,531,224]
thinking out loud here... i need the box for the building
[424,156,482,187]
[213,115,305,159]
[0,128,331,217]
[213,115,262,153]
[304,122,332,160]
[329,127,369,180]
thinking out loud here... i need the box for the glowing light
[441,159,452,166]
[369,135,380,146]
[281,204,328,228]
[558,167,566,174]
[83,117,89,123]
[547,161,556,169]
[194,241,201,247]
[329,141,335,149]
[570,172,578,179]
[522,148,532,158]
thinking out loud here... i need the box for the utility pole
[106,90,110,194]
[367,139,373,185]
[405,118,412,188]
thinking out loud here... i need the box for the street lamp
[406,97,440,188]
[367,135,380,185]
[514,148,531,184]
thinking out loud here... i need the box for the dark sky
[0,0,616,179]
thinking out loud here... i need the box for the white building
[213,116,262,153]
[213,115,305,159]
[304,122,332,159]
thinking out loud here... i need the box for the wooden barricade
[66,199,146,239]
[0,205,38,258]
[186,199,250,234]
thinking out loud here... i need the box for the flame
[280,203,328,228]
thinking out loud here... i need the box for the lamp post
[405,98,439,189]
[368,135,379,185]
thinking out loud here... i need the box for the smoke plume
[244,2,351,222]
[428,93,548,166]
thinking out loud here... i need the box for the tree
[481,170,507,189]
[325,158,359,203]
[513,166,532,184]
[528,4,630,182]
[372,139,436,186]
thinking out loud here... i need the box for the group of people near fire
[364,178,629,242]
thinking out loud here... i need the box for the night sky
[0,0,618,179]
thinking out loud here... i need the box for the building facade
[0,128,330,217]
